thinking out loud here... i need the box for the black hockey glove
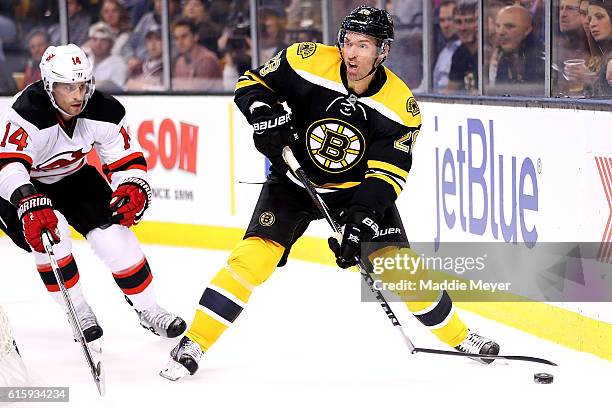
[251,104,297,161]
[328,206,379,269]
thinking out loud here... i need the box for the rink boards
[1,95,610,361]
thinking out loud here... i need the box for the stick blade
[414,347,557,366]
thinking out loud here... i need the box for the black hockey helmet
[337,5,394,49]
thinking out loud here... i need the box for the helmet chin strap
[353,55,385,82]
[339,39,388,84]
[50,98,76,118]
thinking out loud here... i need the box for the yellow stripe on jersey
[365,173,402,197]
[285,43,343,86]
[369,67,421,128]
[235,71,274,92]
[317,181,361,190]
[367,160,408,180]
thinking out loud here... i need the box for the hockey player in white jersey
[0,44,186,344]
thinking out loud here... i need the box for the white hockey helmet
[39,44,95,115]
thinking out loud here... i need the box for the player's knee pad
[227,237,285,287]
[33,211,72,264]
[86,224,144,271]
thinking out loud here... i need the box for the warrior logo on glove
[17,193,60,252]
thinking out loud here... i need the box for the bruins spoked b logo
[306,119,365,173]
[259,211,275,227]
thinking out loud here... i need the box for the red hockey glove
[110,177,152,227]
[17,194,60,253]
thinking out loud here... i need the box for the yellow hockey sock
[186,237,284,350]
[368,246,469,348]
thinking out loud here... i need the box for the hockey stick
[281,147,557,367]
[41,231,106,396]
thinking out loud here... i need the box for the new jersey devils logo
[35,147,92,171]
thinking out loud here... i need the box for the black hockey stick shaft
[281,147,557,367]
[42,231,106,396]
[281,147,416,352]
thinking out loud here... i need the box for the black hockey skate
[455,330,500,364]
[136,304,186,338]
[159,336,204,381]
[70,302,103,353]
[73,302,103,343]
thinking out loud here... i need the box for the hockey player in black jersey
[162,5,499,380]
[0,44,186,346]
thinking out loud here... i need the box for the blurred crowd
[0,0,609,98]
[0,0,323,93]
[421,0,611,97]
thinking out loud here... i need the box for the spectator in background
[220,25,252,91]
[286,0,322,35]
[217,4,252,91]
[123,0,180,77]
[433,0,461,91]
[216,6,251,60]
[558,0,610,97]
[555,0,591,95]
[88,21,128,92]
[385,0,424,88]
[0,64,17,94]
[182,0,222,57]
[520,0,544,42]
[48,0,91,46]
[587,0,612,95]
[126,24,164,91]
[488,5,544,95]
[446,0,478,93]
[172,18,222,91]
[0,10,17,62]
[22,28,49,89]
[122,0,152,28]
[98,0,133,55]
[580,0,591,33]
[580,0,604,71]
[258,1,288,62]
[558,0,590,61]
[484,0,508,63]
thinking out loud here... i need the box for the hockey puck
[534,373,554,384]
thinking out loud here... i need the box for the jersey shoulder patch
[11,81,57,130]
[370,68,421,128]
[79,91,125,125]
[286,42,342,84]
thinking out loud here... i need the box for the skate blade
[159,359,190,381]
[73,337,103,353]
[89,339,103,354]
[95,361,106,396]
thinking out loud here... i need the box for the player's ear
[380,43,390,59]
[378,44,389,62]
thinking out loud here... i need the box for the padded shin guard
[87,224,156,310]
[187,237,284,350]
